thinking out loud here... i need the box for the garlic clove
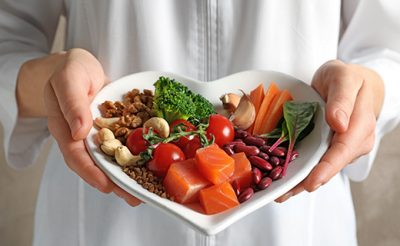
[220,93,241,113]
[230,92,256,130]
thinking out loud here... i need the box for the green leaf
[283,101,318,143]
[265,127,283,139]
[281,101,318,176]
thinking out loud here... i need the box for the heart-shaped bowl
[85,70,330,235]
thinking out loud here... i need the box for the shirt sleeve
[339,0,400,181]
[0,1,63,169]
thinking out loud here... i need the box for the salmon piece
[195,144,235,185]
[199,181,240,215]
[163,159,211,204]
[229,152,252,189]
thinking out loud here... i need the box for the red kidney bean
[248,156,273,171]
[269,166,283,180]
[279,158,285,166]
[223,146,235,156]
[244,136,265,147]
[269,156,280,166]
[254,134,268,142]
[235,129,249,139]
[252,167,262,184]
[290,150,299,162]
[258,152,270,160]
[257,177,272,190]
[278,146,287,152]
[225,141,245,149]
[259,145,271,153]
[238,187,254,203]
[234,145,260,156]
[232,139,244,143]
[268,147,285,157]
[232,180,241,196]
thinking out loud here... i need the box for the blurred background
[1,17,399,246]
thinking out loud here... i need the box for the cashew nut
[94,117,120,129]
[98,128,115,144]
[115,146,141,166]
[143,117,170,138]
[100,139,122,156]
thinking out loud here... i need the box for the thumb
[325,76,362,133]
[49,62,98,140]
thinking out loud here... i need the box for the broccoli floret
[190,94,216,122]
[153,76,215,124]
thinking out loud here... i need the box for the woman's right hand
[43,48,141,206]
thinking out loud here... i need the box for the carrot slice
[248,83,264,132]
[250,83,265,115]
[252,82,280,135]
[258,90,293,134]
[229,152,252,189]
[195,144,235,185]
[163,159,211,204]
[199,182,239,215]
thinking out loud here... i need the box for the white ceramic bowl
[85,70,330,235]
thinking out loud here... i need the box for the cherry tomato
[184,137,202,159]
[126,128,149,155]
[147,143,186,177]
[170,119,197,149]
[206,114,234,147]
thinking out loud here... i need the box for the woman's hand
[276,60,384,203]
[20,48,141,206]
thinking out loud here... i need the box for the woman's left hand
[276,60,384,203]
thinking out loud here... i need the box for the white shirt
[1,1,400,245]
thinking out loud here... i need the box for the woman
[1,1,399,245]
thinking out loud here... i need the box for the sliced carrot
[199,181,239,215]
[229,152,252,189]
[163,159,211,204]
[250,83,265,115]
[252,82,280,135]
[258,90,293,134]
[195,144,235,185]
[248,83,265,132]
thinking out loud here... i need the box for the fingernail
[92,181,101,191]
[279,192,293,203]
[311,182,322,192]
[335,110,348,129]
[71,118,81,137]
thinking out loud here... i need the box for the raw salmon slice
[229,152,252,189]
[195,144,235,185]
[199,181,239,215]
[163,159,211,204]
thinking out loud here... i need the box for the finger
[303,85,376,192]
[113,186,142,207]
[275,181,306,203]
[45,84,114,193]
[49,62,95,141]
[49,49,107,141]
[325,70,363,133]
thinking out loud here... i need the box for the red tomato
[170,119,197,149]
[126,128,149,155]
[184,137,202,159]
[206,114,234,147]
[147,143,186,177]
